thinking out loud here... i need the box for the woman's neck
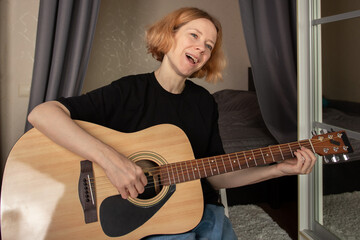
[154,66,186,94]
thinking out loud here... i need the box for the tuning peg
[331,154,340,163]
[323,156,330,163]
[342,154,350,161]
[311,130,317,136]
[320,129,328,134]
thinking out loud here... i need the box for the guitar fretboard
[159,139,315,185]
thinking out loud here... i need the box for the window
[299,1,360,239]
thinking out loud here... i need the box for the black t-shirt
[58,72,225,204]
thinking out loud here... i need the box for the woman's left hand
[208,147,317,190]
[276,147,317,175]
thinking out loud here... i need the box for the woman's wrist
[268,163,287,178]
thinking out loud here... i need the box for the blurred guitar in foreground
[0,121,353,239]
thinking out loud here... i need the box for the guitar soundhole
[136,160,163,200]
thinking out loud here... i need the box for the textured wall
[83,0,250,94]
[0,0,250,173]
[0,0,39,171]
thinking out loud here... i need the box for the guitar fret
[246,151,257,167]
[287,143,295,157]
[230,154,240,170]
[251,150,257,166]
[273,146,280,161]
[278,145,285,160]
[308,139,316,153]
[179,162,186,183]
[228,154,234,171]
[212,157,219,174]
[264,148,271,162]
[243,152,249,168]
[268,146,275,162]
[298,141,302,149]
[299,140,313,152]
[189,161,196,180]
[279,144,289,159]
[227,155,232,172]
[170,164,176,184]
[201,159,208,177]
[195,160,201,178]
[165,165,171,185]
[235,152,242,169]
[259,148,266,164]
[221,155,227,173]
[159,167,166,185]
[184,161,191,181]
[208,158,214,176]
[209,158,217,175]
[174,163,181,183]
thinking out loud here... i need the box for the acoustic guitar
[0,121,353,239]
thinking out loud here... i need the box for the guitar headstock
[312,130,354,163]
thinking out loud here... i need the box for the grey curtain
[239,0,297,143]
[25,0,101,131]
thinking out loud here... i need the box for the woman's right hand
[28,100,147,199]
[101,148,148,199]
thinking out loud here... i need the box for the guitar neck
[159,139,315,185]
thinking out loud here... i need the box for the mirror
[318,1,360,239]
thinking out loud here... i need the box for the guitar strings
[141,140,343,186]
[142,140,340,187]
[91,139,345,191]
[140,138,326,173]
[141,139,337,178]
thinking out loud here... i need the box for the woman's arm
[207,147,316,190]
[28,101,147,199]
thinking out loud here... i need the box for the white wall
[83,0,250,94]
[0,0,39,173]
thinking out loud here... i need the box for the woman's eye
[191,33,198,39]
[206,44,213,51]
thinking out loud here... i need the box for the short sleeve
[57,82,122,126]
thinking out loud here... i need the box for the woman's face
[164,18,217,78]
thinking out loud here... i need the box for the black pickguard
[99,185,176,237]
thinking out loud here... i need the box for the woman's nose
[195,44,205,54]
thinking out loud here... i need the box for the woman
[28,7,316,239]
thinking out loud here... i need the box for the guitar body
[2,120,353,239]
[1,121,203,239]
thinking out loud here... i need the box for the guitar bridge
[78,160,98,223]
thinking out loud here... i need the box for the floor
[257,201,298,240]
[226,176,299,239]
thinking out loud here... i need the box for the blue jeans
[144,204,237,240]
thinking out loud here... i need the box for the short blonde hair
[146,7,226,83]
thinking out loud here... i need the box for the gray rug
[323,191,360,240]
[229,204,291,240]
[228,191,360,240]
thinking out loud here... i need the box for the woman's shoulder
[185,80,215,102]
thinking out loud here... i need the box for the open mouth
[185,54,198,64]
